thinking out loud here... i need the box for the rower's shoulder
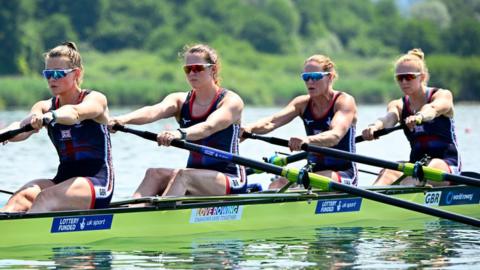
[335,91,356,103]
[291,94,310,104]
[432,88,453,98]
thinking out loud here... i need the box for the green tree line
[0,0,479,108]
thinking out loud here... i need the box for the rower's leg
[0,179,53,212]
[163,169,227,196]
[268,177,290,189]
[28,177,93,213]
[425,158,452,186]
[373,169,403,185]
[133,168,178,198]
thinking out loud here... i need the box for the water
[1,105,479,269]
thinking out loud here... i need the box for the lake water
[1,105,479,269]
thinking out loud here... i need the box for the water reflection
[0,222,478,269]
[51,247,113,269]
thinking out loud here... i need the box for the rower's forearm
[373,114,398,129]
[309,132,341,147]
[51,106,81,125]
[120,106,160,125]
[249,117,279,134]
[416,105,437,122]
[183,122,222,141]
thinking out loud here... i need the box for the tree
[411,0,451,29]
[40,14,78,50]
[398,20,442,53]
[91,0,173,52]
[238,14,288,54]
[0,1,24,74]
[369,0,403,48]
[444,19,480,56]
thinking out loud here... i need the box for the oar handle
[285,151,308,163]
[0,189,14,195]
[243,132,287,146]
[0,124,34,143]
[113,124,157,141]
[355,124,404,143]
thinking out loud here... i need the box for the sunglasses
[301,72,330,82]
[395,72,421,82]
[183,64,214,74]
[42,69,75,80]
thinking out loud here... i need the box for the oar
[0,124,34,143]
[0,189,14,195]
[243,133,480,187]
[113,124,480,228]
[355,124,404,143]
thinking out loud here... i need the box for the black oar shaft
[285,151,308,163]
[115,125,480,228]
[355,125,403,143]
[0,124,34,143]
[0,189,14,195]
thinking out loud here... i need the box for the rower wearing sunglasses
[242,54,358,189]
[109,44,246,198]
[0,41,114,213]
[362,48,461,186]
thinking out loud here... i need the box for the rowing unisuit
[301,92,358,185]
[47,90,114,208]
[179,88,247,193]
[401,87,461,174]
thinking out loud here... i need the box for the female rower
[361,48,461,186]
[0,42,114,213]
[109,44,246,197]
[242,54,358,188]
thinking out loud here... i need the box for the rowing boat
[1,185,479,249]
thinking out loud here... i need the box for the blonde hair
[44,41,84,85]
[181,44,221,85]
[304,54,338,80]
[395,48,429,83]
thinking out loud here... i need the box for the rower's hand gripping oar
[113,124,480,228]
[243,132,480,187]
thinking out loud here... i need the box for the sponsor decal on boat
[51,214,113,233]
[315,198,362,214]
[425,187,480,206]
[190,206,243,223]
[425,191,442,206]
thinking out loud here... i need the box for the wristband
[51,110,57,121]
[415,112,424,125]
[44,110,57,125]
[177,128,187,140]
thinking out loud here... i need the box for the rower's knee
[428,159,449,171]
[135,168,178,197]
[144,168,177,181]
[373,169,400,186]
[174,169,191,185]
